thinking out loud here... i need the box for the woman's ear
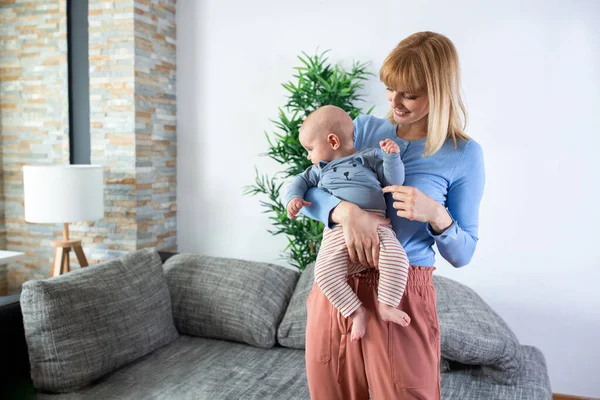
[327,133,341,150]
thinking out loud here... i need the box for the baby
[286,105,411,342]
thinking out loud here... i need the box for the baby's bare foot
[379,303,411,327]
[350,306,369,343]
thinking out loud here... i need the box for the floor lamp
[23,165,105,277]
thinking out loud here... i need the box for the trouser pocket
[306,283,332,363]
[388,284,440,388]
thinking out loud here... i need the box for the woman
[302,31,485,400]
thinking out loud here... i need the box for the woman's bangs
[380,50,427,93]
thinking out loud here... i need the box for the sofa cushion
[277,262,314,349]
[36,336,310,400]
[34,341,550,400]
[434,275,523,384]
[163,254,299,349]
[20,248,179,393]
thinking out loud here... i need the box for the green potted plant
[244,51,374,271]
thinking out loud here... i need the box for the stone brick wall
[87,0,177,256]
[0,0,70,294]
[133,0,177,251]
[0,0,176,295]
[88,0,138,259]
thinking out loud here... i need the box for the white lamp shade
[23,165,105,223]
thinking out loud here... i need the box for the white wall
[176,0,600,396]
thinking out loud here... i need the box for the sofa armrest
[0,250,177,397]
[0,294,34,396]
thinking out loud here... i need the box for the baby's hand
[380,138,400,154]
[287,197,312,219]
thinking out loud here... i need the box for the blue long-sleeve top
[301,115,485,268]
[286,148,405,212]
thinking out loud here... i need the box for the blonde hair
[380,31,469,156]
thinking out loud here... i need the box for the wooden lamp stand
[51,223,89,277]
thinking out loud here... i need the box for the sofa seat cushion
[20,248,179,393]
[441,345,552,400]
[163,254,299,348]
[36,336,310,400]
[34,341,550,400]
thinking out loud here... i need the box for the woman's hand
[330,202,390,268]
[382,185,453,234]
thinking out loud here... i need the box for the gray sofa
[1,248,552,399]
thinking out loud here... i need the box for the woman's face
[386,88,429,126]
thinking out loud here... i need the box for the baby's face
[299,129,335,167]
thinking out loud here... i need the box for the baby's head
[299,105,355,167]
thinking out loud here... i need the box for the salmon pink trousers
[305,266,441,400]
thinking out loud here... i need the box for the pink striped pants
[314,221,409,317]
